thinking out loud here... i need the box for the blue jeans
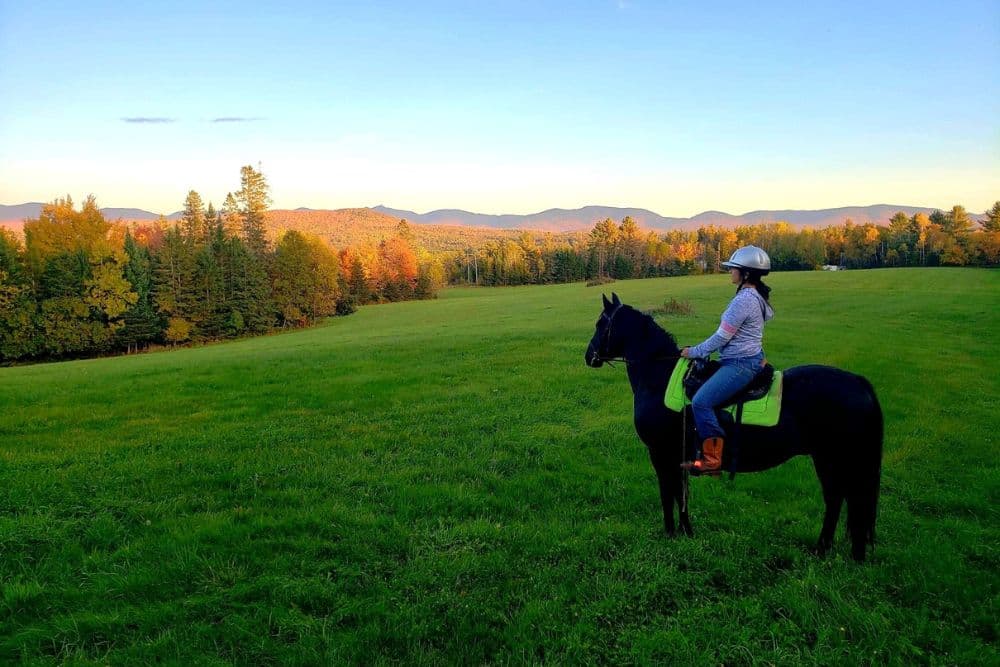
[691,351,765,440]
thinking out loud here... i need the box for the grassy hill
[1,268,997,663]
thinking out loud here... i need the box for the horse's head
[586,292,626,367]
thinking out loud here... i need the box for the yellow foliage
[165,317,192,343]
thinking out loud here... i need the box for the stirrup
[680,459,722,477]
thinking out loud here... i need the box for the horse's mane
[627,306,680,355]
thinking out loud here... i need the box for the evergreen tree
[225,235,273,333]
[397,219,415,243]
[221,192,242,238]
[205,201,219,235]
[118,231,162,352]
[181,190,207,245]
[193,240,228,338]
[152,226,198,341]
[943,205,974,236]
[984,201,1000,233]
[273,231,314,326]
[347,255,371,304]
[588,218,619,278]
[939,205,973,264]
[305,235,340,318]
[235,165,271,256]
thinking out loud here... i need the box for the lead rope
[681,397,690,513]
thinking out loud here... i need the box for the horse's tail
[846,375,883,561]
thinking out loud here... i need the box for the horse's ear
[611,292,621,306]
[602,294,612,310]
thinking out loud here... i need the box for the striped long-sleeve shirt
[687,287,774,360]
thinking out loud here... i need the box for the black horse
[585,293,883,561]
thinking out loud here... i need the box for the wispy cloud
[211,117,262,123]
[122,117,175,124]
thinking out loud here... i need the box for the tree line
[0,166,439,362]
[3,165,996,363]
[442,203,1000,286]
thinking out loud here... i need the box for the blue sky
[0,0,996,216]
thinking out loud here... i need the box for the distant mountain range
[0,202,980,234]
[0,203,184,223]
[372,204,964,232]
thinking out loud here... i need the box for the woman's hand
[680,347,690,358]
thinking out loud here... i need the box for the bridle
[595,302,625,363]
[590,303,682,367]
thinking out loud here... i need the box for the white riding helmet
[722,245,771,273]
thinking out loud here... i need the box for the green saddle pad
[665,357,783,427]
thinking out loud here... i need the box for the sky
[0,0,997,217]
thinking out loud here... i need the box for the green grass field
[2,268,997,665]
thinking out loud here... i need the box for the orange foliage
[378,237,419,284]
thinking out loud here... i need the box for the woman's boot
[682,437,724,475]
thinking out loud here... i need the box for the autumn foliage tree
[22,196,137,356]
[0,167,442,362]
[272,230,340,326]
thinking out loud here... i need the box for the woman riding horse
[585,290,883,561]
[681,245,774,474]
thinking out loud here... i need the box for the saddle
[665,357,783,428]
[682,358,775,409]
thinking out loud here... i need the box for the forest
[0,167,438,362]
[1,164,997,363]
[439,203,1000,286]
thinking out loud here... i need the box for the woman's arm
[685,295,751,358]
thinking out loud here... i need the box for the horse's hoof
[813,540,832,558]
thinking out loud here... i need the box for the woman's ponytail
[755,278,771,303]
[739,269,771,303]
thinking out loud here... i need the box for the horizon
[0,200,976,222]
[1,1,997,216]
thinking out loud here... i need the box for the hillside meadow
[1,268,997,664]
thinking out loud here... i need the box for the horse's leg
[845,458,881,562]
[647,446,676,536]
[812,456,843,556]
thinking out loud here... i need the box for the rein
[596,353,684,368]
[591,303,684,368]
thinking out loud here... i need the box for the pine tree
[192,242,227,338]
[118,231,162,352]
[152,226,198,340]
[181,190,207,245]
[984,202,1000,233]
[347,255,370,305]
[588,218,619,278]
[224,235,273,333]
[235,165,271,256]
[205,201,219,235]
[306,235,340,318]
[943,205,974,237]
[221,193,242,238]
